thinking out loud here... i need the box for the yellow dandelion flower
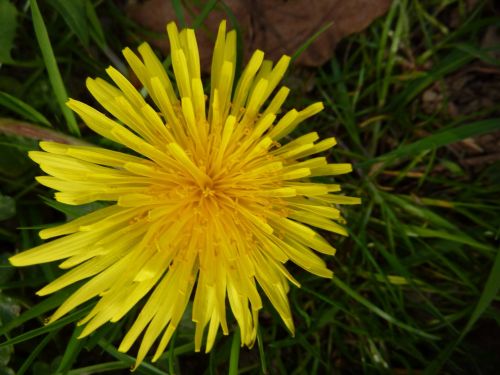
[10,21,360,366]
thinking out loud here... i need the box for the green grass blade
[425,248,500,374]
[98,340,166,375]
[291,22,333,63]
[16,331,57,375]
[228,326,241,375]
[64,361,131,374]
[85,0,106,48]
[192,0,218,29]
[0,288,76,336]
[454,42,500,66]
[48,0,89,47]
[0,91,51,127]
[55,325,86,374]
[460,248,500,338]
[0,307,89,347]
[385,194,457,231]
[331,278,439,340]
[362,118,500,166]
[29,0,80,136]
[171,0,186,28]
[389,48,475,110]
[321,59,363,149]
[404,225,493,252]
[168,331,177,375]
[256,326,268,374]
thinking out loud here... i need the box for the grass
[1,0,499,373]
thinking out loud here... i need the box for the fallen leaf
[126,0,392,69]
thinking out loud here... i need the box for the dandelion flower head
[10,21,360,366]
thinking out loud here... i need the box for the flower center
[201,184,215,198]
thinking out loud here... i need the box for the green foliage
[0,0,18,64]
[0,0,499,374]
[47,0,90,48]
[29,0,79,136]
[0,92,51,127]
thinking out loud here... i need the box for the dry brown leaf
[126,0,392,69]
[0,118,88,145]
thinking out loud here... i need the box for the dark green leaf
[0,0,17,63]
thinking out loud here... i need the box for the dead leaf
[0,118,89,145]
[126,0,392,69]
